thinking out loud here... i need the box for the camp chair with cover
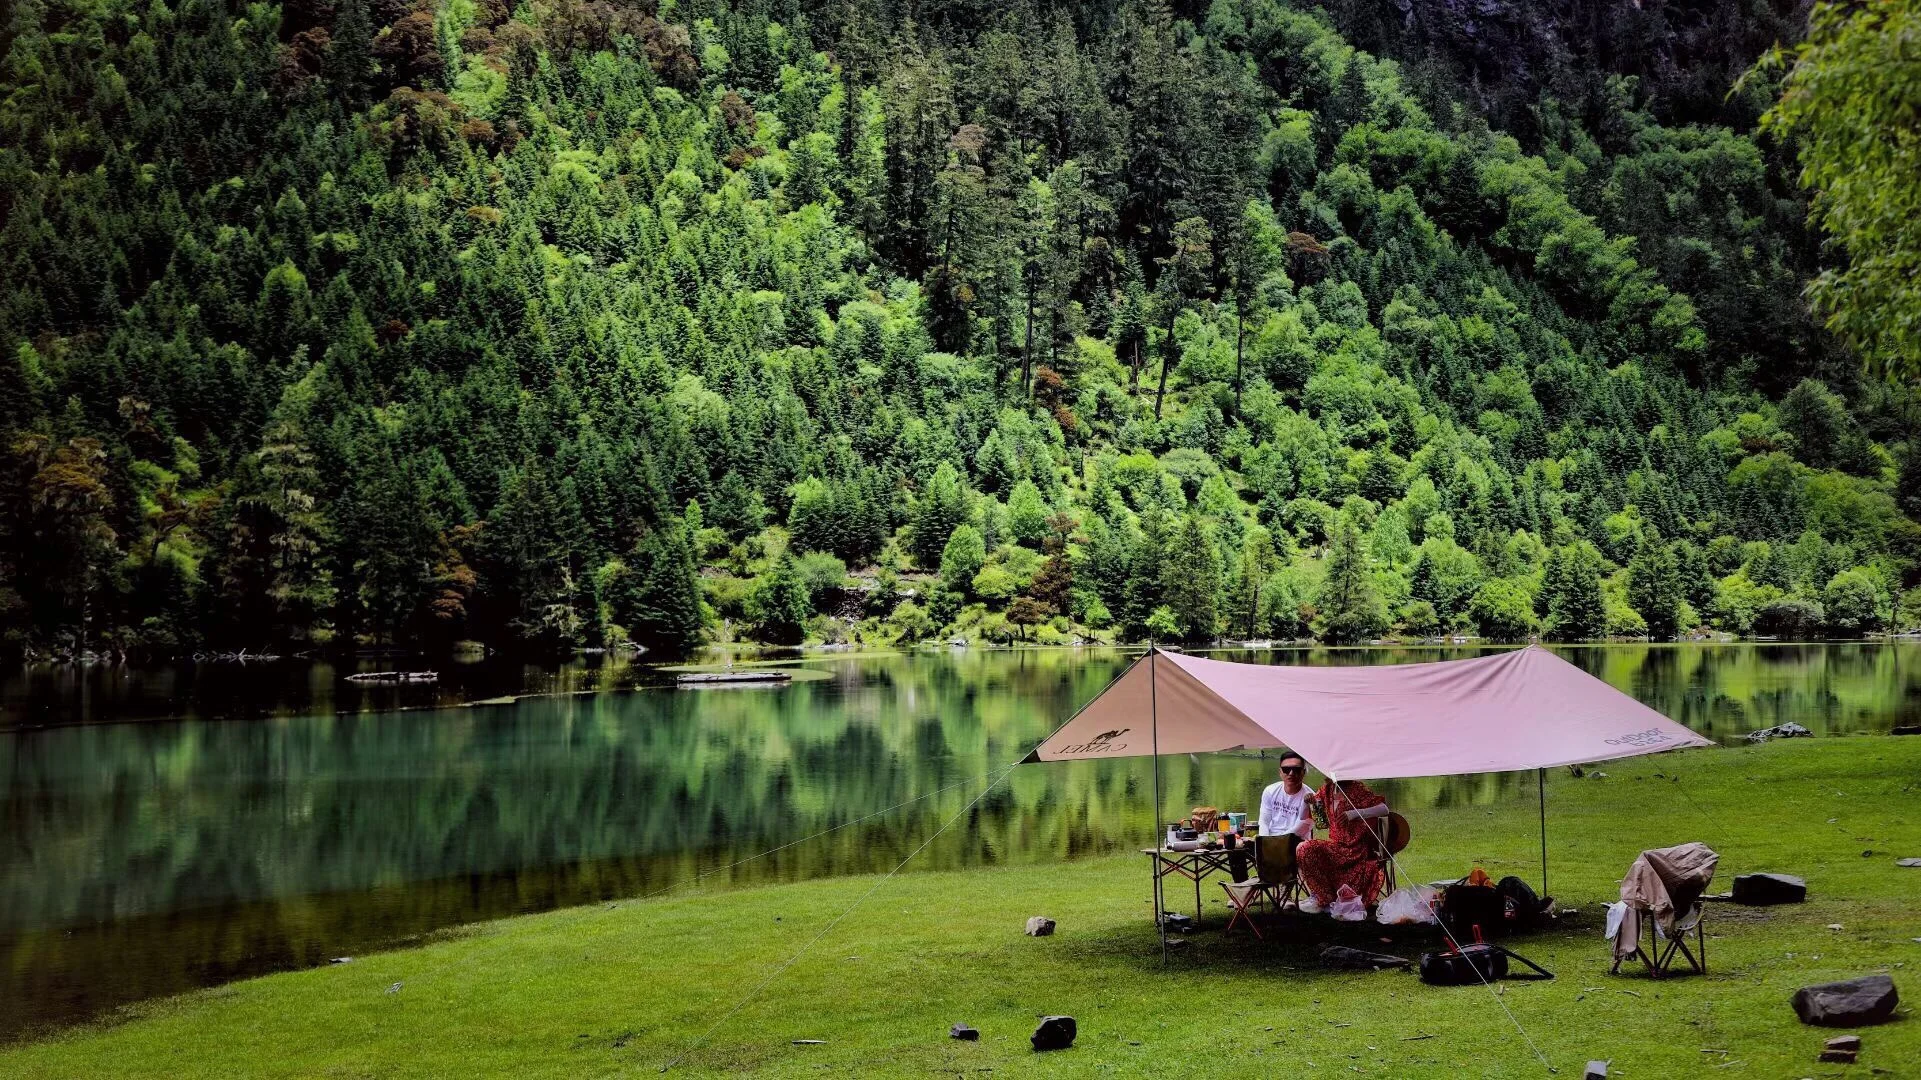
[1220,834,1305,937]
[1609,842,1718,978]
[1367,812,1412,893]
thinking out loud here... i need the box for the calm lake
[4,642,1918,1038]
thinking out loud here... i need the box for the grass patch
[6,738,1918,1077]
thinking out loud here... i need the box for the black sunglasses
[1280,765,1305,774]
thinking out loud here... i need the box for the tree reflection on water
[2,642,1915,1037]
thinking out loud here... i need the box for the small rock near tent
[1819,1034,1862,1064]
[1792,975,1899,1027]
[1024,916,1055,936]
[1031,1016,1076,1051]
[949,1024,979,1041]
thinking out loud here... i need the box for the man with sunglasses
[1256,752,1321,910]
[1260,753,1317,841]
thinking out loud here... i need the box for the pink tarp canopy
[1023,646,1711,779]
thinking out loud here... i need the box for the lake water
[4,642,1918,1039]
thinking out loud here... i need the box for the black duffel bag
[1437,882,1503,939]
[1496,875,1551,930]
[1419,943,1553,986]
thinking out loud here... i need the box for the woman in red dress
[1295,777,1393,908]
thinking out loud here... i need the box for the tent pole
[1538,766,1548,898]
[1150,648,1165,967]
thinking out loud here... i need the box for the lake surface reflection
[4,642,1917,1038]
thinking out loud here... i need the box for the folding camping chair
[1367,812,1412,893]
[1610,842,1717,978]
[1612,897,1708,977]
[1220,834,1304,937]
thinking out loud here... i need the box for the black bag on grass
[1437,883,1502,939]
[1496,875,1550,930]
[1419,943,1506,985]
[1419,943,1553,986]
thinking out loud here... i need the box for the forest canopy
[4,0,1921,658]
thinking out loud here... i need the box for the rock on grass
[1792,975,1899,1027]
[1030,1016,1076,1051]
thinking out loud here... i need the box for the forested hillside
[4,0,1919,658]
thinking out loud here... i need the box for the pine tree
[938,524,986,595]
[1007,479,1048,546]
[912,462,968,567]
[1160,514,1220,641]
[1542,545,1608,640]
[751,551,811,645]
[1627,535,1685,639]
[1234,528,1278,638]
[337,448,435,643]
[616,522,704,655]
[1121,506,1168,637]
[1314,519,1387,644]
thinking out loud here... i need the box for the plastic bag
[1330,884,1368,922]
[1376,884,1441,926]
[1603,901,1627,944]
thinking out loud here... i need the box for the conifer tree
[1314,519,1388,644]
[912,463,968,567]
[1234,528,1278,638]
[938,524,986,595]
[1628,535,1686,639]
[1121,505,1168,637]
[615,522,704,655]
[751,551,811,645]
[1542,545,1608,640]
[1006,479,1048,547]
[1160,513,1220,641]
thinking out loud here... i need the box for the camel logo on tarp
[1604,728,1672,748]
[1057,728,1131,755]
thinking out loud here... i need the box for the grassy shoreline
[7,737,1918,1078]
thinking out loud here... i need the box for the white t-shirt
[1260,780,1312,837]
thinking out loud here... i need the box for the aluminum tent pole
[1538,766,1549,898]
[1150,647,1165,966]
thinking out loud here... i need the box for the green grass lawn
[7,738,1919,1078]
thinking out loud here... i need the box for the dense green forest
[4,0,1921,658]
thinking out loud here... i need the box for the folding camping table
[1144,846,1238,922]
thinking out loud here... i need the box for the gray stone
[1024,916,1056,937]
[1892,724,1920,736]
[1582,1061,1609,1079]
[1732,872,1808,905]
[1792,974,1899,1027]
[1897,858,1921,868]
[1746,722,1813,742]
[1818,1049,1857,1064]
[1157,912,1195,932]
[1825,1035,1862,1052]
[949,1024,979,1041]
[1031,1016,1077,1051]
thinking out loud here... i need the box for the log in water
[674,671,792,685]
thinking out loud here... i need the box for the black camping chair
[1220,834,1304,937]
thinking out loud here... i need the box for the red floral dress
[1296,779,1388,906]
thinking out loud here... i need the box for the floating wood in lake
[674,671,792,686]
[346,670,439,684]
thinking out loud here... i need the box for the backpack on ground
[1496,875,1550,930]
